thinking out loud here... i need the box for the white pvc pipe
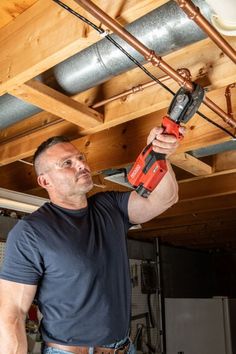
[206,0,236,36]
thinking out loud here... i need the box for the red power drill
[128,84,204,197]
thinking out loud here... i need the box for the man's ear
[37,174,51,190]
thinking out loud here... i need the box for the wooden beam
[128,228,236,248]
[162,37,236,91]
[0,1,167,30]
[141,208,236,231]
[2,79,234,148]
[0,87,235,167]
[167,235,236,248]
[179,170,236,201]
[168,240,236,250]
[0,161,37,193]
[129,225,236,241]
[159,193,236,219]
[0,0,160,95]
[0,119,81,166]
[79,82,236,136]
[170,153,212,176]
[0,112,75,144]
[214,150,236,172]
[0,0,87,95]
[129,217,236,240]
[1,161,236,211]
[9,80,103,128]
[160,227,236,245]
[0,0,38,30]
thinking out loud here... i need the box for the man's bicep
[128,190,151,224]
[0,279,37,316]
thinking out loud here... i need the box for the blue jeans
[43,337,136,354]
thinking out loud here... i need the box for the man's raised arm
[128,126,181,224]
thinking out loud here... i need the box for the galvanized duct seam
[0,0,212,129]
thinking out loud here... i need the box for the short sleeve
[0,219,43,285]
[111,191,132,221]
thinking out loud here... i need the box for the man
[0,126,180,354]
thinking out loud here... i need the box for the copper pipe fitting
[225,83,236,118]
[177,68,192,81]
[175,0,236,64]
[92,73,171,108]
[75,0,236,129]
[92,69,191,108]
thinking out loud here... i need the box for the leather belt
[46,341,130,354]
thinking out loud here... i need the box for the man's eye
[63,160,72,167]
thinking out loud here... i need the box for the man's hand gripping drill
[128,84,205,197]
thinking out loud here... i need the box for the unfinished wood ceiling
[0,0,236,251]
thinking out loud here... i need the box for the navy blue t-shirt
[0,191,132,346]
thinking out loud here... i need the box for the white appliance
[164,297,236,354]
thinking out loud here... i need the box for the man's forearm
[150,162,178,203]
[128,163,179,224]
[0,316,28,354]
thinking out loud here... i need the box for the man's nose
[75,159,86,170]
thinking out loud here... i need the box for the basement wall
[212,252,236,297]
[160,244,236,298]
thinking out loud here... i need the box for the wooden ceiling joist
[130,224,236,242]
[0,1,38,29]
[142,208,236,231]
[160,193,236,219]
[9,79,103,128]
[160,227,236,245]
[0,0,87,95]
[1,161,236,217]
[214,150,236,171]
[0,0,161,95]
[179,170,236,201]
[0,95,234,169]
[129,213,236,241]
[170,152,212,176]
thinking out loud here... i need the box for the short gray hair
[33,136,70,176]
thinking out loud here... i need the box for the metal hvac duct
[0,0,212,129]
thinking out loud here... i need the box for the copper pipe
[92,69,191,108]
[74,0,193,91]
[204,96,236,127]
[175,0,236,64]
[92,83,149,109]
[225,83,236,118]
[75,0,236,129]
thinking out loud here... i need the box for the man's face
[38,142,93,198]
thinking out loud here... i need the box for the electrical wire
[52,0,174,95]
[195,110,235,138]
[52,0,235,138]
